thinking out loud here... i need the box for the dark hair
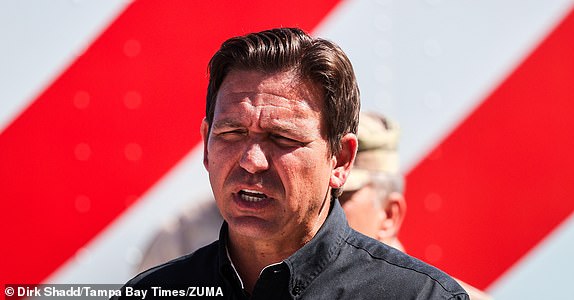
[206,27,360,156]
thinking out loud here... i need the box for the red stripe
[402,8,574,289]
[0,0,341,284]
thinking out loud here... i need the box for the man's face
[201,69,336,244]
[339,185,382,240]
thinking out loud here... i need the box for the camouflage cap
[344,112,400,191]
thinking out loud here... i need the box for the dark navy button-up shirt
[116,200,468,299]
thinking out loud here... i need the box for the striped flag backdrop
[1,1,573,298]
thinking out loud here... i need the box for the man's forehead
[221,69,300,89]
[215,70,321,109]
[214,94,317,117]
[212,103,320,131]
[217,70,323,109]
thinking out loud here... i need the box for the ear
[329,133,358,189]
[377,192,407,241]
[200,118,210,170]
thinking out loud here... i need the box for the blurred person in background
[137,198,223,272]
[340,112,492,300]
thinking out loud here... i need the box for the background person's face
[339,185,382,240]
[202,69,335,244]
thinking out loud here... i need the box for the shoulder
[340,230,468,299]
[127,240,220,287]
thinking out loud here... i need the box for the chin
[227,215,279,238]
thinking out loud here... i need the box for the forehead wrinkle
[214,70,325,136]
[220,70,322,110]
[211,117,245,130]
[226,91,316,114]
[218,91,318,119]
[260,107,319,137]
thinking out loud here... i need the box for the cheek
[207,139,238,165]
[278,151,330,185]
[276,152,332,214]
[206,143,237,184]
[343,200,376,231]
[342,201,359,218]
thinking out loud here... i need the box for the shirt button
[292,284,302,296]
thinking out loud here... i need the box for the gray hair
[368,172,405,207]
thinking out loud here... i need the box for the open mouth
[238,189,268,202]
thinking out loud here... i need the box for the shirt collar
[218,199,351,296]
[283,199,350,295]
[225,244,245,290]
[218,223,246,295]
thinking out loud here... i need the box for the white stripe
[46,145,212,284]
[315,0,574,172]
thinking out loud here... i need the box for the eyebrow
[266,123,303,136]
[211,118,245,130]
[212,117,308,139]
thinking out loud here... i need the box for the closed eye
[215,129,247,141]
[270,134,305,147]
[223,129,246,135]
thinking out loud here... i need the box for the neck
[227,199,332,293]
[227,236,298,293]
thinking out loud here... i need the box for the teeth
[239,189,267,202]
[242,195,263,202]
[242,189,264,195]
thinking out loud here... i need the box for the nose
[239,142,269,174]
